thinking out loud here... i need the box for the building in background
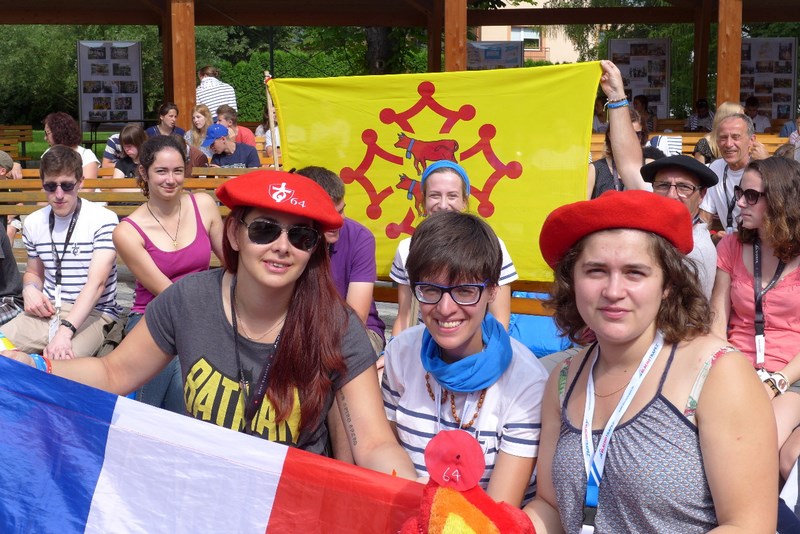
[477,4,580,64]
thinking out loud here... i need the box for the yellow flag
[269,62,600,281]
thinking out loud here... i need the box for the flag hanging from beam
[269,62,601,282]
[0,357,422,533]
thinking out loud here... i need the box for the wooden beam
[444,0,466,72]
[162,0,196,131]
[428,0,443,72]
[194,8,427,27]
[467,7,695,26]
[692,0,713,104]
[2,9,160,24]
[716,0,742,104]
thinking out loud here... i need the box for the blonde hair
[188,104,213,148]
[706,101,745,159]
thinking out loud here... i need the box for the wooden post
[444,0,467,72]
[692,0,712,104]
[716,0,742,105]
[162,0,196,131]
[428,1,443,72]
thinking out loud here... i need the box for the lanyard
[609,159,622,192]
[721,166,736,234]
[230,275,278,435]
[580,331,665,532]
[753,237,785,369]
[48,199,82,308]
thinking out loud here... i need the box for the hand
[44,328,75,360]
[1,350,34,366]
[10,162,22,180]
[599,60,626,101]
[22,286,55,318]
[750,140,769,161]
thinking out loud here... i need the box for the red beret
[539,190,693,269]
[216,170,343,232]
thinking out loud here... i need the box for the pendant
[173,240,178,249]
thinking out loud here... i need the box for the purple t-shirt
[329,218,385,342]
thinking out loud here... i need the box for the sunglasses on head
[42,181,78,193]
[733,185,765,206]
[239,218,320,252]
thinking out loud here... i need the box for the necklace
[593,378,632,398]
[146,200,181,249]
[425,372,487,429]
[232,291,285,342]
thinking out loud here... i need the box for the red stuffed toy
[400,430,535,533]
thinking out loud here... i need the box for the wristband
[60,319,77,336]
[606,98,629,110]
[29,353,47,372]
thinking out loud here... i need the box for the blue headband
[420,160,470,196]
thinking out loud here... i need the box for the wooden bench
[6,166,554,316]
[0,125,33,166]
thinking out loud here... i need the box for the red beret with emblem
[539,189,693,269]
[216,170,344,232]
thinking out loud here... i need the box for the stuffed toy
[400,429,536,534]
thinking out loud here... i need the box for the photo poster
[608,39,671,120]
[740,37,797,121]
[77,41,144,129]
[468,41,524,70]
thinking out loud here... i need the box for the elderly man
[641,155,718,298]
[698,113,768,234]
[202,124,260,169]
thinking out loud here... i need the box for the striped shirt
[382,325,548,504]
[23,199,121,317]
[196,77,237,118]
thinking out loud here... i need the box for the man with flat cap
[641,154,719,299]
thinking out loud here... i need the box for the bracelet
[61,319,77,336]
[29,353,47,372]
[42,355,52,374]
[606,99,629,110]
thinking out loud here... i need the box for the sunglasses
[239,218,320,252]
[733,185,765,206]
[42,181,78,193]
[413,280,489,306]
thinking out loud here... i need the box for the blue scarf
[420,313,512,393]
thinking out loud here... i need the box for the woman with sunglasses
[112,135,222,413]
[1,169,417,478]
[390,160,517,336]
[383,211,548,507]
[524,190,776,532]
[710,156,800,480]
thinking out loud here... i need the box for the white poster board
[468,41,524,70]
[608,39,670,120]
[77,41,144,130]
[741,37,797,121]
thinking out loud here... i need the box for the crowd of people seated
[2,59,800,532]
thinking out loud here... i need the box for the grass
[24,130,117,161]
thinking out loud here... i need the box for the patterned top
[551,345,721,533]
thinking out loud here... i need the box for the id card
[54,285,62,310]
[48,315,60,342]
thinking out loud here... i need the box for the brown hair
[40,145,82,182]
[136,135,186,197]
[44,112,82,147]
[738,157,800,263]
[548,229,710,345]
[216,104,238,125]
[119,123,148,151]
[222,207,348,432]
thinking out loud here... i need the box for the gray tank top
[551,346,718,533]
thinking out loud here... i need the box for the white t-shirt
[23,199,120,317]
[751,114,772,134]
[699,158,746,232]
[688,222,717,300]
[43,146,100,168]
[381,324,548,503]
[390,235,518,286]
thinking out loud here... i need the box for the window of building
[511,26,541,51]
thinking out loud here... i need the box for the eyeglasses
[42,181,78,193]
[413,280,489,306]
[239,218,320,252]
[652,181,700,199]
[734,185,765,206]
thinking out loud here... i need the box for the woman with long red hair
[1,170,416,477]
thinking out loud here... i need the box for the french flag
[0,357,422,532]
